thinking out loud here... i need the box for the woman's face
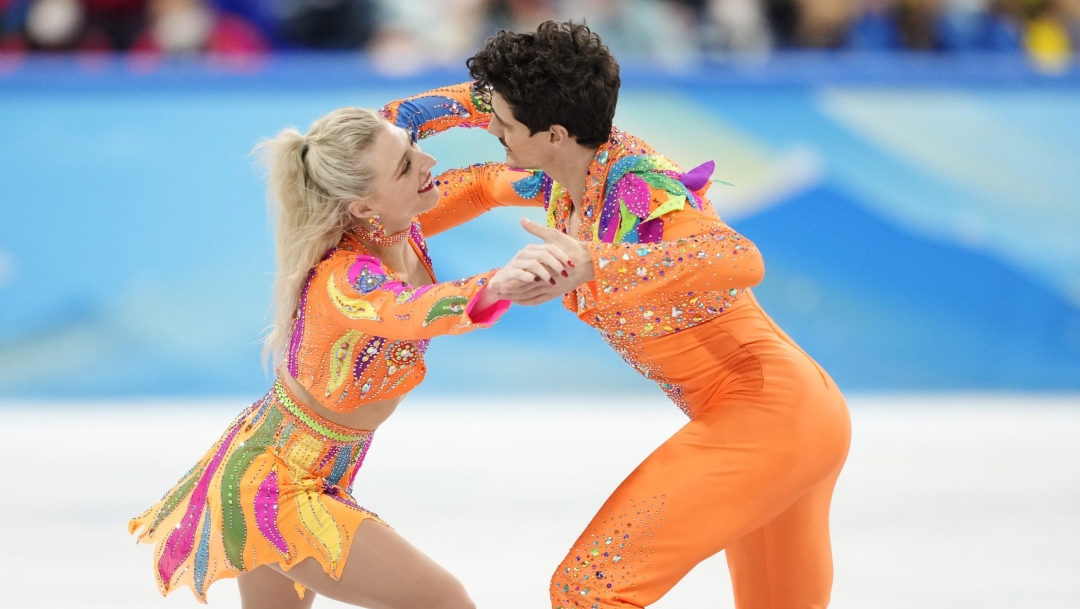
[354,124,438,229]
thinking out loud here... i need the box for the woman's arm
[310,252,510,341]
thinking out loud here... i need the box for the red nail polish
[567,260,576,268]
[561,270,569,277]
[533,276,541,282]
[549,278,556,285]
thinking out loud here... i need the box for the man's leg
[725,464,845,609]
[548,401,848,609]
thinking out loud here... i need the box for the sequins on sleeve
[417,163,548,236]
[379,82,492,141]
[310,252,508,341]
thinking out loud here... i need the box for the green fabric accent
[646,193,687,222]
[422,295,469,327]
[220,406,284,571]
[615,200,641,243]
[639,171,688,198]
[150,467,199,532]
[274,382,370,442]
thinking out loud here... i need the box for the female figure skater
[383,21,852,609]
[129,107,558,608]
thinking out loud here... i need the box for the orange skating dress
[129,220,519,601]
[385,83,853,609]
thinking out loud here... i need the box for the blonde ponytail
[255,107,385,369]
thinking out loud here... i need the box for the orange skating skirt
[129,378,384,602]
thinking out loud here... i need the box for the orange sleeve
[577,171,764,321]
[417,163,548,237]
[380,82,492,140]
[313,251,509,340]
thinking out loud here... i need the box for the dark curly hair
[466,21,620,148]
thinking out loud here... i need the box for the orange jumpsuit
[384,84,852,609]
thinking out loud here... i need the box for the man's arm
[380,82,493,140]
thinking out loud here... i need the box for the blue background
[2,55,1079,398]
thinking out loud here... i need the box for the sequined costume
[384,83,852,609]
[129,226,510,602]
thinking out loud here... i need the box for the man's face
[487,91,551,169]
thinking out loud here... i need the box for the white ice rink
[2,395,1078,608]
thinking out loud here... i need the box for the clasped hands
[488,218,595,306]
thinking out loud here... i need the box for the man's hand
[489,219,595,306]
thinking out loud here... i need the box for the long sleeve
[311,252,509,341]
[575,165,764,331]
[380,82,493,140]
[417,163,548,236]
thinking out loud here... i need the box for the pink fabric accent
[254,470,290,558]
[158,419,244,585]
[466,288,510,326]
[346,255,383,285]
[619,173,652,218]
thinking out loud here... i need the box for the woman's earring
[368,214,386,241]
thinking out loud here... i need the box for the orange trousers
[551,294,851,608]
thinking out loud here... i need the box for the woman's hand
[489,219,595,306]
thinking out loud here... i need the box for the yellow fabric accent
[285,434,323,479]
[296,480,344,574]
[326,330,363,396]
[326,273,381,321]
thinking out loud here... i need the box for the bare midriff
[281,369,402,432]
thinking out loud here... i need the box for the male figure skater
[382,21,851,609]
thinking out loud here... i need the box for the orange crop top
[284,224,510,412]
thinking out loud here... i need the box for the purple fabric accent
[325,488,361,510]
[598,188,621,238]
[680,160,715,191]
[410,223,433,269]
[347,256,381,285]
[254,470,290,558]
[317,445,340,470]
[353,337,387,378]
[638,217,664,243]
[287,270,315,378]
[158,419,244,585]
[602,213,621,242]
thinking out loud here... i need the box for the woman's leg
[238,566,318,609]
[257,519,475,609]
[549,397,849,609]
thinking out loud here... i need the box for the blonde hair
[255,107,386,368]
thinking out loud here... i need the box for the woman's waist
[277,373,401,433]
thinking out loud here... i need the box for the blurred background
[2,0,1080,399]
[1,2,1079,609]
